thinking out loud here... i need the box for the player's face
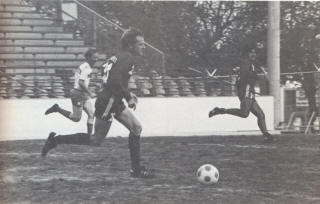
[248,49,257,61]
[88,53,99,66]
[132,36,146,56]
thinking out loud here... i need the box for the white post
[267,1,281,127]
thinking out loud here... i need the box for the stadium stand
[0,0,236,99]
[0,0,105,98]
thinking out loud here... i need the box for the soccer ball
[196,164,219,185]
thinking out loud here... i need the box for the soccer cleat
[209,107,221,118]
[45,104,59,115]
[41,132,57,157]
[130,166,155,179]
[263,133,276,142]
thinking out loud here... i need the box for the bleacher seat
[0,0,229,99]
[154,87,165,96]
[22,88,33,97]
[52,87,64,96]
[0,5,35,13]
[128,77,138,89]
[0,88,6,95]
[6,88,18,98]
[207,87,221,96]
[0,25,63,32]
[141,88,151,96]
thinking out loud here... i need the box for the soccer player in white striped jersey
[44,49,98,135]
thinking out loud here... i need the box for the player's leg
[41,132,57,156]
[209,98,252,118]
[250,101,275,141]
[89,117,112,146]
[67,91,88,122]
[116,108,142,174]
[41,118,112,157]
[42,96,113,157]
[41,132,89,157]
[68,103,83,122]
[45,90,83,122]
[116,108,154,178]
[83,99,95,135]
[44,102,83,123]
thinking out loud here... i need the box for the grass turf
[0,134,320,204]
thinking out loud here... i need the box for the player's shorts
[244,85,255,99]
[94,95,126,121]
[238,85,255,101]
[70,89,90,107]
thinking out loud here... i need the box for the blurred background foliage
[75,1,320,79]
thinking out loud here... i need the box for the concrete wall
[0,96,274,141]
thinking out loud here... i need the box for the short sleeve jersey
[236,59,259,100]
[99,50,135,102]
[74,62,93,90]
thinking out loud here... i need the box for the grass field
[0,134,320,204]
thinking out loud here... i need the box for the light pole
[267,1,281,127]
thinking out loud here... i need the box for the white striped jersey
[74,62,93,90]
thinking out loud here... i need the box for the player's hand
[109,56,117,64]
[130,92,138,103]
[128,99,136,110]
[101,112,108,120]
[260,66,268,75]
[128,93,138,110]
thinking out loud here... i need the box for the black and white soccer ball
[196,164,219,185]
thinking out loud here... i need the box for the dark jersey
[99,50,135,103]
[236,59,261,100]
[94,50,135,120]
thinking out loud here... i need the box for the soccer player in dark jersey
[208,45,275,142]
[41,28,155,178]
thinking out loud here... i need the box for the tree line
[81,1,320,81]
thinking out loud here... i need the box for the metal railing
[71,0,166,74]
[0,68,238,99]
[22,0,166,74]
[0,0,251,99]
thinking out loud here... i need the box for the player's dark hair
[84,48,97,60]
[120,27,143,50]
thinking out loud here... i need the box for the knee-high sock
[87,123,93,135]
[54,133,90,145]
[128,132,140,172]
[257,116,268,135]
[57,107,72,120]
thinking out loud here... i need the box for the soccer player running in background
[44,49,98,135]
[208,44,276,142]
[41,27,155,179]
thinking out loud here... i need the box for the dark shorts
[244,84,255,99]
[95,96,126,121]
[70,89,90,107]
[240,97,255,106]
